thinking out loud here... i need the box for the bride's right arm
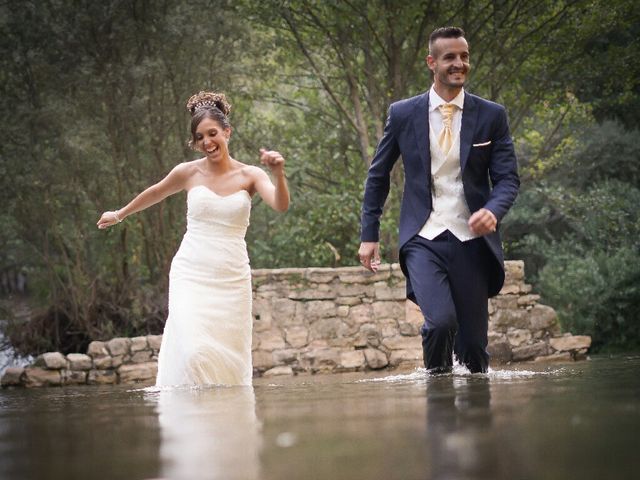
[97,163,190,229]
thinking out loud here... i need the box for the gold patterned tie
[438,103,455,154]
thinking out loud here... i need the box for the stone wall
[1,261,591,387]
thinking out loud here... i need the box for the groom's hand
[358,242,381,272]
[469,208,497,236]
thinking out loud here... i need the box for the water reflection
[152,386,262,480]
[426,376,497,480]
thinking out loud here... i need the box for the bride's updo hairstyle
[186,91,232,149]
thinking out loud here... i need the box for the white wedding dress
[156,185,253,387]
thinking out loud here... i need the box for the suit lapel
[460,93,478,172]
[412,92,430,175]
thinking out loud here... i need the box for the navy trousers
[401,231,491,373]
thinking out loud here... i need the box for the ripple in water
[356,364,568,383]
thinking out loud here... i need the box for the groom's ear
[426,54,436,72]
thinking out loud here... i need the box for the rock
[336,306,350,317]
[111,355,124,368]
[534,352,572,363]
[517,294,541,306]
[67,353,92,371]
[24,367,62,387]
[252,351,275,370]
[372,301,404,320]
[309,318,344,340]
[339,269,391,283]
[289,285,336,300]
[130,336,148,352]
[273,349,298,364]
[549,335,592,352]
[252,298,273,332]
[307,269,337,283]
[512,342,548,361]
[356,324,380,347]
[374,285,406,300]
[107,338,131,356]
[34,352,67,370]
[130,351,153,363]
[263,366,294,377]
[1,367,25,386]
[382,335,418,350]
[388,349,423,367]
[62,370,87,385]
[87,369,117,385]
[350,304,373,324]
[301,348,341,372]
[491,309,530,330]
[507,329,532,347]
[304,301,337,319]
[529,305,558,331]
[336,297,362,306]
[271,298,299,325]
[499,283,521,295]
[487,340,512,363]
[364,349,389,369]
[398,321,420,336]
[93,356,113,369]
[491,295,519,310]
[147,335,163,352]
[337,284,371,297]
[87,341,109,357]
[339,350,365,370]
[284,326,309,348]
[259,331,286,351]
[117,362,157,384]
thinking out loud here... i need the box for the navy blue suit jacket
[360,91,520,297]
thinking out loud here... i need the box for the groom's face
[427,37,470,89]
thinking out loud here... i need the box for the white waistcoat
[418,122,478,242]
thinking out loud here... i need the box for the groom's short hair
[429,27,466,56]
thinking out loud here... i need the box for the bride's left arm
[253,149,290,212]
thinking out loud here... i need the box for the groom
[358,27,519,373]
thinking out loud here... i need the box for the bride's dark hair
[186,91,232,149]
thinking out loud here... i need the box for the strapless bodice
[186,185,251,237]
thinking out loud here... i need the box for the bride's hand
[96,211,122,229]
[259,148,285,176]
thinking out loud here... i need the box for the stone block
[398,321,420,336]
[487,340,512,363]
[350,304,373,324]
[24,367,62,387]
[259,331,286,351]
[364,349,389,369]
[499,284,520,295]
[339,350,366,370]
[388,349,422,367]
[336,284,371,297]
[382,335,418,350]
[356,324,380,347]
[336,306,350,317]
[310,318,352,340]
[372,301,405,320]
[304,301,337,319]
[93,356,113,369]
[34,352,67,370]
[67,353,92,371]
[263,366,294,377]
[147,335,163,351]
[252,351,275,370]
[549,335,592,352]
[289,285,336,300]
[1,367,25,386]
[504,260,524,282]
[107,338,131,356]
[87,341,109,357]
[517,294,541,306]
[301,348,341,371]
[284,326,309,348]
[272,298,298,324]
[130,336,148,352]
[491,296,519,310]
[117,362,157,384]
[339,269,391,284]
[380,320,399,338]
[491,309,531,330]
[62,370,87,385]
[111,355,124,368]
[130,351,153,364]
[533,352,572,363]
[529,305,558,331]
[512,342,548,361]
[307,269,337,283]
[507,329,532,347]
[252,298,273,332]
[374,285,406,300]
[87,369,117,385]
[405,302,424,326]
[336,297,362,306]
[273,349,299,364]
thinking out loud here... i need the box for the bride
[97,91,289,386]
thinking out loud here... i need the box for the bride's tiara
[193,100,219,112]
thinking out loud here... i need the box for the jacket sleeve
[360,105,401,242]
[483,106,520,222]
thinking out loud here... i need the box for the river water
[0,355,638,480]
